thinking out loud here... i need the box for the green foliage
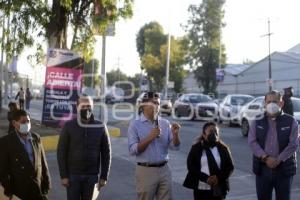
[106,68,128,86]
[185,0,226,94]
[136,22,188,92]
[83,59,100,87]
[0,0,133,64]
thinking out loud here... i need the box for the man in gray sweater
[57,95,111,200]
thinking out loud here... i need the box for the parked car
[239,96,300,137]
[218,94,254,126]
[136,92,172,115]
[173,93,218,120]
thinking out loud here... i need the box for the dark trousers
[25,100,31,110]
[193,189,224,200]
[19,99,24,110]
[256,166,293,200]
[67,174,98,200]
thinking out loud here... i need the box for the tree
[83,59,100,87]
[136,22,187,92]
[106,68,128,86]
[185,0,226,94]
[136,22,167,58]
[0,0,133,63]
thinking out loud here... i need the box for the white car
[239,96,300,137]
[218,94,254,126]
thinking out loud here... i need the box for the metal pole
[4,12,10,104]
[217,21,222,98]
[0,15,5,110]
[100,35,106,121]
[165,33,171,99]
[91,58,94,88]
[268,19,272,92]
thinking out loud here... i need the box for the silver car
[218,94,254,126]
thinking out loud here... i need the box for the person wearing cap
[128,91,181,200]
[0,110,51,200]
[248,90,299,200]
[282,86,294,116]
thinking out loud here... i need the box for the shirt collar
[140,113,161,123]
[16,132,32,144]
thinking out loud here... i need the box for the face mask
[80,108,92,120]
[206,131,218,147]
[266,103,281,115]
[19,123,31,134]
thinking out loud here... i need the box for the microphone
[154,114,160,138]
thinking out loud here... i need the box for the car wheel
[241,119,249,137]
[175,108,181,117]
[217,112,223,124]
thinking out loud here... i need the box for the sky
[19,0,300,79]
[95,0,300,76]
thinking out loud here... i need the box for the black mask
[206,132,218,147]
[80,109,92,120]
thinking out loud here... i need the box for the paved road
[4,100,300,199]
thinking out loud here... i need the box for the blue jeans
[67,174,98,200]
[256,166,293,200]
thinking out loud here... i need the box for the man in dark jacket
[57,95,111,200]
[282,86,294,116]
[0,110,51,200]
[248,90,299,200]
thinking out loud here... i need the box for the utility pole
[164,33,171,99]
[100,35,106,121]
[0,15,5,110]
[261,19,273,92]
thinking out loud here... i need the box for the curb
[41,126,121,152]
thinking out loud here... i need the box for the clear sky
[19,0,300,78]
[94,0,300,76]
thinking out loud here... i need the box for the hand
[97,179,107,191]
[171,123,181,135]
[149,127,161,139]
[207,175,218,187]
[61,178,69,187]
[265,157,280,169]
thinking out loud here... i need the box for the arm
[248,120,267,158]
[219,146,234,181]
[57,124,70,179]
[15,92,19,100]
[40,138,51,194]
[0,138,12,197]
[128,121,158,155]
[278,120,299,162]
[99,125,111,181]
[187,145,209,182]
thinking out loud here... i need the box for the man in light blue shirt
[128,91,181,200]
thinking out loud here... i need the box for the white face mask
[266,103,281,115]
[19,123,31,134]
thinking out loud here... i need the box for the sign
[168,81,174,89]
[42,49,83,127]
[216,69,225,82]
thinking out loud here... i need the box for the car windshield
[231,96,254,106]
[292,98,300,112]
[189,95,212,103]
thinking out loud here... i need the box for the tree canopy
[0,0,133,63]
[185,0,226,94]
[136,21,187,93]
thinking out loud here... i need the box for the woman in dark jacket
[183,122,234,200]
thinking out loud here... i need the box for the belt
[137,161,167,167]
